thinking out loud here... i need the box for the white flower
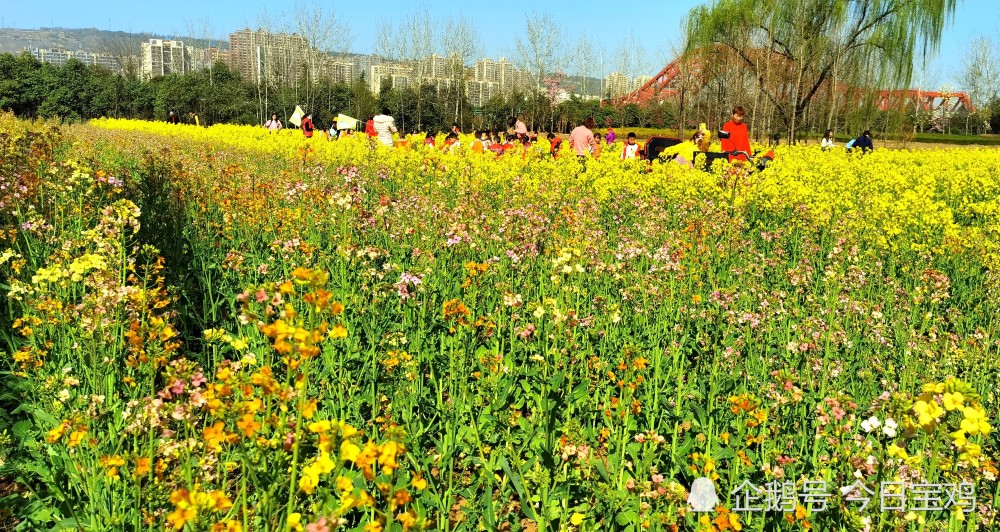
[57,389,70,402]
[861,416,881,433]
[883,418,898,438]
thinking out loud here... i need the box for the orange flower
[167,507,197,530]
[207,490,233,511]
[237,413,261,438]
[46,421,69,443]
[203,422,228,452]
[135,457,152,477]
[391,488,413,508]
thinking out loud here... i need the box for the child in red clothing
[720,106,751,162]
[547,133,562,159]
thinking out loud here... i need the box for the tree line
[7,48,998,142]
[0,50,682,135]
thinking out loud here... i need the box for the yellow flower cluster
[904,378,992,469]
[87,119,1000,258]
[166,486,234,530]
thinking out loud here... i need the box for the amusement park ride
[613,52,975,114]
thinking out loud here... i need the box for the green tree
[686,0,958,143]
[0,52,43,116]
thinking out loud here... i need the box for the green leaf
[714,448,736,461]
[50,517,89,531]
[12,420,34,439]
[498,455,536,521]
[615,510,638,526]
[594,458,611,482]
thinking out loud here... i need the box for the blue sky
[2,0,998,87]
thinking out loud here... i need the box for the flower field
[1,112,999,531]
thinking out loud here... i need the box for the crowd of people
[165,105,877,164]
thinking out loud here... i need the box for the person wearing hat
[696,123,712,152]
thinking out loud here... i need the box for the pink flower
[306,518,331,532]
[170,379,185,396]
[191,372,206,388]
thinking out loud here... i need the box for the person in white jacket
[373,108,398,147]
[821,129,835,151]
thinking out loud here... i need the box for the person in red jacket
[721,106,751,162]
[301,113,314,138]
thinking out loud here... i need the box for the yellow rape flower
[942,392,964,411]
[329,324,348,339]
[913,399,942,430]
[302,399,317,420]
[308,420,332,434]
[299,464,321,494]
[288,512,303,531]
[887,443,909,460]
[922,382,945,394]
[341,439,361,462]
[315,452,336,475]
[961,406,991,436]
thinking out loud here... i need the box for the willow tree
[686,0,957,143]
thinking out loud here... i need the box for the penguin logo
[688,477,720,512]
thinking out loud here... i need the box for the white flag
[289,106,304,127]
[336,114,358,130]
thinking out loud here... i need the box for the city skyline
[2,0,997,89]
[11,28,632,100]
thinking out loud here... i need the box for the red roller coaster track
[615,55,975,114]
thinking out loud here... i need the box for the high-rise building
[417,54,453,81]
[140,39,190,79]
[190,46,231,71]
[351,54,383,82]
[467,80,499,107]
[474,58,497,83]
[228,28,311,85]
[631,76,652,93]
[319,58,354,83]
[604,72,630,98]
[27,47,119,72]
[369,62,413,95]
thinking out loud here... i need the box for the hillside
[0,27,227,53]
